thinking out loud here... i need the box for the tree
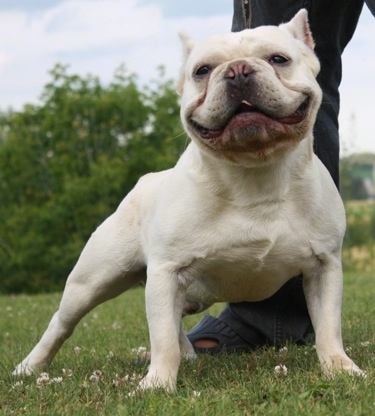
[340,153,375,200]
[0,64,185,293]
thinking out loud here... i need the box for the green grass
[1,270,374,416]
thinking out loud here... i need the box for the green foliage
[0,64,185,293]
[340,153,375,200]
[345,202,375,246]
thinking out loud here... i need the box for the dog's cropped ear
[281,9,315,49]
[178,32,195,60]
[177,32,195,95]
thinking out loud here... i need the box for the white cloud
[0,0,162,59]
[43,0,163,50]
[0,0,230,110]
[0,0,165,107]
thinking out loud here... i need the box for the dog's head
[178,9,322,167]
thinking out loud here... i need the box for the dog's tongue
[237,100,254,113]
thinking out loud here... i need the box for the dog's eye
[269,55,289,65]
[194,66,211,76]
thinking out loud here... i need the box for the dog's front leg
[139,264,185,392]
[303,255,364,376]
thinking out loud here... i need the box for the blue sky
[0,0,374,154]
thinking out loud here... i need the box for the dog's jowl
[13,10,364,392]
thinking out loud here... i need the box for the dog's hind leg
[179,323,197,360]
[13,211,144,376]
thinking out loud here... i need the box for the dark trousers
[226,0,373,345]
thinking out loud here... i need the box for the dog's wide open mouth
[191,98,310,140]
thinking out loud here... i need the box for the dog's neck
[180,139,313,207]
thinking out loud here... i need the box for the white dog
[14,10,364,391]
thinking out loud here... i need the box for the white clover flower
[50,377,63,384]
[192,390,201,397]
[131,346,147,355]
[112,378,121,387]
[360,341,370,347]
[130,373,142,382]
[279,347,288,353]
[89,370,103,383]
[131,346,150,361]
[62,368,73,378]
[112,372,142,388]
[89,374,100,383]
[112,374,129,387]
[274,364,288,375]
[12,381,24,389]
[74,346,81,355]
[36,373,50,388]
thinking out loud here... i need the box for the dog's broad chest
[196,215,312,299]
[151,201,319,303]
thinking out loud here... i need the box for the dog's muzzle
[190,98,310,140]
[189,60,311,141]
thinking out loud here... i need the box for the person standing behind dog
[187,0,375,353]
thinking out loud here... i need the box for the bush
[0,64,185,293]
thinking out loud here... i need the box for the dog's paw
[179,332,197,360]
[182,351,197,361]
[138,373,176,393]
[340,362,367,378]
[12,362,35,376]
[322,356,366,378]
[349,366,367,378]
[180,339,197,361]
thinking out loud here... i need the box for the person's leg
[187,0,364,352]
[188,277,314,352]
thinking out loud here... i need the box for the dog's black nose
[225,61,254,86]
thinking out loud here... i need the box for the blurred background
[1,1,374,293]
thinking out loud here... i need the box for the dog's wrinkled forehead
[178,9,320,91]
[188,29,296,69]
[187,28,316,72]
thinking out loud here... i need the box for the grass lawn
[0,269,374,415]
